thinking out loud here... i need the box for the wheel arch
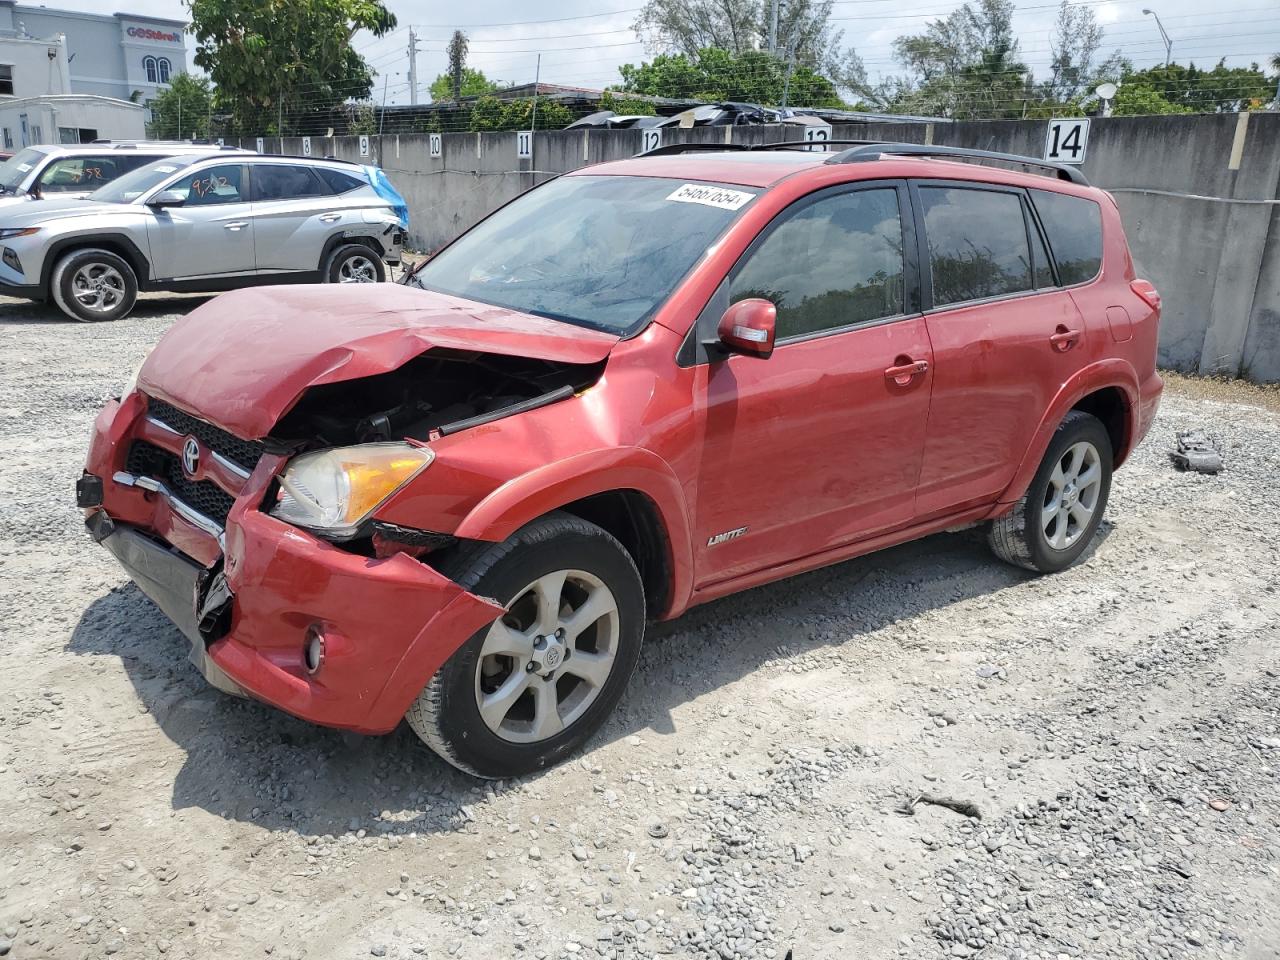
[451,448,694,620]
[996,359,1139,509]
[318,231,384,272]
[42,233,150,295]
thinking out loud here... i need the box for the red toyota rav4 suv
[79,142,1162,779]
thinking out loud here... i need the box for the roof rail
[640,142,749,157]
[825,142,1089,186]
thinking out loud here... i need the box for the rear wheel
[406,513,644,779]
[988,410,1112,573]
[50,248,138,322]
[322,243,385,284]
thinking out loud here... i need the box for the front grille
[126,441,236,526]
[146,397,265,474]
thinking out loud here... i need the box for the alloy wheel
[1042,440,1102,550]
[474,569,619,744]
[71,263,126,314]
[337,254,378,283]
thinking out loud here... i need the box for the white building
[0,3,186,146]
[0,2,188,104]
[0,93,145,149]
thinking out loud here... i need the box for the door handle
[884,358,929,385]
[319,213,342,223]
[1050,326,1081,352]
[224,221,249,231]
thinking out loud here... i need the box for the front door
[145,163,255,281]
[909,181,1091,519]
[692,182,934,587]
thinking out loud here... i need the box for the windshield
[0,148,47,192]
[411,175,761,334]
[90,154,201,203]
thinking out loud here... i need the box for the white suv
[0,152,407,322]
[0,142,250,204]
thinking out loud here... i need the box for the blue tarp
[360,164,409,230]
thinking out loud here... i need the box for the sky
[42,0,1280,105]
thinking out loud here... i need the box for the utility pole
[408,28,420,105]
[781,43,796,109]
[277,89,283,137]
[177,95,181,139]
[530,53,541,168]
[379,72,390,135]
[768,0,779,55]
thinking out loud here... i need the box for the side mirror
[716,298,776,359]
[148,189,186,208]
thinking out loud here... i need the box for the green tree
[467,96,574,132]
[631,0,867,101]
[1121,60,1274,113]
[446,30,467,101]
[429,67,497,102]
[148,73,214,139]
[188,0,396,135]
[599,91,656,116]
[1110,83,1190,115]
[616,48,842,107]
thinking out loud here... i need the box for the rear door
[692,181,935,586]
[145,162,255,280]
[910,180,1090,520]
[249,163,357,274]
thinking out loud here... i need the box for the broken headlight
[270,443,434,539]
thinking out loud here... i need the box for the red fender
[452,446,695,619]
[995,358,1140,509]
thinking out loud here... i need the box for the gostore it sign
[126,25,183,43]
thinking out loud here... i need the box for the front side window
[39,156,122,192]
[730,188,905,340]
[921,186,1032,307]
[412,175,761,335]
[253,164,328,201]
[1031,189,1104,285]
[168,164,245,206]
[157,58,172,84]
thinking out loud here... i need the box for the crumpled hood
[138,284,620,439]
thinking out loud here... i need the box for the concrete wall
[232,113,1280,382]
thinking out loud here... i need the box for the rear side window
[731,188,905,339]
[316,167,364,194]
[253,164,328,201]
[1031,190,1103,285]
[920,187,1031,306]
[38,156,125,192]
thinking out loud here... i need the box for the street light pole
[1142,8,1172,67]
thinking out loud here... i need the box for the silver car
[0,153,407,322]
[0,141,250,205]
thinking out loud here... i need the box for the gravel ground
[1,293,1278,960]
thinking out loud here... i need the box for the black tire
[322,243,386,284]
[406,512,645,779]
[988,410,1113,573]
[49,248,138,322]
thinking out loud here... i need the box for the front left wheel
[50,248,138,322]
[406,513,645,779]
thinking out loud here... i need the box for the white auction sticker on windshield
[154,165,177,173]
[666,183,754,211]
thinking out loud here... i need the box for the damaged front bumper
[82,394,504,734]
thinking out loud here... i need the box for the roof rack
[634,139,1089,186]
[825,142,1090,186]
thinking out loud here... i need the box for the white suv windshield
[0,147,47,192]
[91,155,202,203]
[411,175,761,335]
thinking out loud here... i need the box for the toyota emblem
[181,436,201,477]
